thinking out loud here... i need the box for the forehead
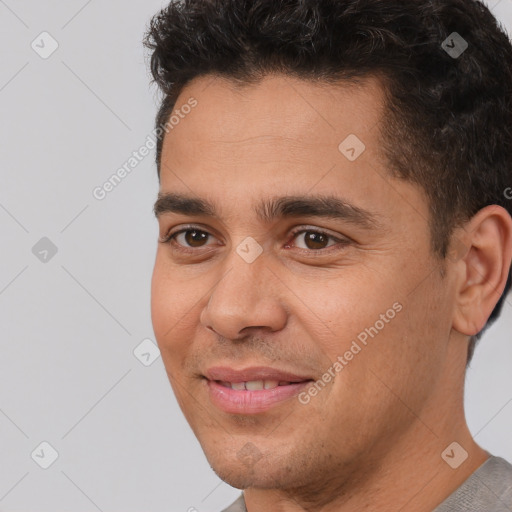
[157,73,429,233]
[163,74,387,151]
[160,74,387,185]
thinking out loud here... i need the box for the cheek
[299,271,402,344]
[150,260,172,338]
[150,256,198,355]
[299,260,438,386]
[351,278,452,413]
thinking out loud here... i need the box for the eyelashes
[159,225,351,256]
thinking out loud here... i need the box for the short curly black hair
[144,0,512,363]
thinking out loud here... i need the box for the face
[151,74,459,492]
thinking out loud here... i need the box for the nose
[199,251,288,340]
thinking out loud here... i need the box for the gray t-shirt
[221,456,512,512]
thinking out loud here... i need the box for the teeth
[245,380,264,390]
[224,380,293,390]
[223,380,288,390]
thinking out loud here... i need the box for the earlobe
[452,205,512,337]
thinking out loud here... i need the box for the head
[146,0,512,496]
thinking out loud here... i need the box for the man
[145,0,512,510]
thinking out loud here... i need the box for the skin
[151,74,512,511]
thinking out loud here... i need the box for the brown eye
[182,229,209,247]
[302,231,330,250]
[160,227,214,250]
[290,229,342,251]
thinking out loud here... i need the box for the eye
[159,225,350,255]
[159,226,216,252]
[286,228,350,252]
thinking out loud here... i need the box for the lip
[203,366,314,414]
[206,380,312,414]
[204,366,313,383]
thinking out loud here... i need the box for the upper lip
[204,366,314,383]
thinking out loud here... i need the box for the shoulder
[434,456,512,512]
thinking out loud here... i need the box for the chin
[212,468,259,490]
[204,448,281,489]
[211,461,282,490]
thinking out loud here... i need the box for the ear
[452,205,512,336]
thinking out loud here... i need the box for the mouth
[215,379,302,390]
[203,366,315,414]
[203,365,314,383]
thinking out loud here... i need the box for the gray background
[0,1,511,511]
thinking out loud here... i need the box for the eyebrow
[153,192,382,230]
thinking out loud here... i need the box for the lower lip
[206,379,312,414]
